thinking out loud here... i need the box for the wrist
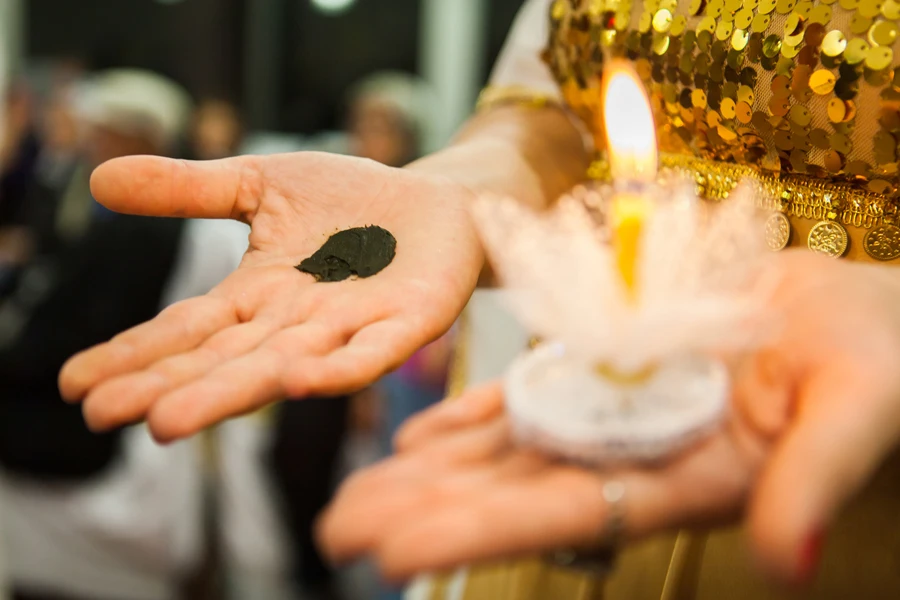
[406,137,546,209]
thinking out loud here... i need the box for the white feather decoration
[471,176,781,465]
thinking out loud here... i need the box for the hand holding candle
[470,61,777,466]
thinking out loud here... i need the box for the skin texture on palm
[59,152,483,442]
[317,252,900,586]
[57,104,590,443]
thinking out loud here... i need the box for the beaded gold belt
[589,153,900,263]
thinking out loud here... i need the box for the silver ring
[546,480,627,577]
[598,480,627,547]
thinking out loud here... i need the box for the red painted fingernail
[796,529,825,585]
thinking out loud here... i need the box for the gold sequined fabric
[543,0,900,261]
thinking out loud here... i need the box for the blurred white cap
[74,69,193,150]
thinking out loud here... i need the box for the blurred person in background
[187,98,244,162]
[0,83,39,293]
[0,68,250,600]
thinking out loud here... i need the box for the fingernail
[796,529,825,585]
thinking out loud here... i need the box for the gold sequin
[721,97,737,118]
[843,99,858,121]
[716,20,734,40]
[652,9,673,33]
[734,8,754,28]
[763,34,783,57]
[845,38,870,64]
[804,22,826,46]
[790,104,812,126]
[776,0,798,12]
[809,69,835,94]
[824,149,845,171]
[858,0,884,18]
[770,95,791,115]
[874,130,897,162]
[839,0,860,9]
[752,110,773,132]
[808,221,849,257]
[771,74,792,96]
[671,15,688,35]
[707,0,726,17]
[732,28,750,50]
[781,43,801,58]
[869,21,898,46]
[692,89,708,109]
[718,124,739,140]
[864,224,900,260]
[882,0,900,18]
[831,132,853,153]
[736,101,754,123]
[774,129,795,150]
[810,128,831,148]
[866,46,894,70]
[639,12,653,33]
[850,14,873,36]
[759,0,778,13]
[690,0,707,15]
[776,55,794,76]
[785,15,805,38]
[822,30,848,57]
[809,4,833,24]
[698,16,716,33]
[751,13,772,32]
[790,149,808,172]
[795,0,814,15]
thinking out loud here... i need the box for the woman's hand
[318,251,900,585]
[59,152,482,442]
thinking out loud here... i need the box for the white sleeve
[160,219,250,306]
[488,0,560,98]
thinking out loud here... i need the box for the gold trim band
[589,154,900,262]
[476,85,560,113]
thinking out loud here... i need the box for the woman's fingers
[80,320,280,431]
[59,296,238,402]
[319,417,526,564]
[747,361,900,584]
[393,382,505,452]
[319,420,751,581]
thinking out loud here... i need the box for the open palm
[60,152,482,441]
[319,253,900,584]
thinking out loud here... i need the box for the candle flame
[602,61,658,182]
[601,61,658,306]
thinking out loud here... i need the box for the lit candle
[601,61,659,302]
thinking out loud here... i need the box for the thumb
[90,155,262,220]
[747,363,900,585]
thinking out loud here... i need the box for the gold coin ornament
[864,224,900,260]
[765,213,793,250]
[808,221,850,257]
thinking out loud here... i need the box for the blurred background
[0,1,526,600]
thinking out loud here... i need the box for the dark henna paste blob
[297,226,396,282]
